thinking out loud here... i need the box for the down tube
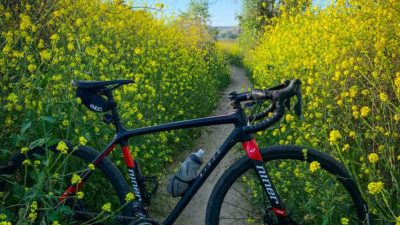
[162,128,241,225]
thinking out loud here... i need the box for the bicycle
[0,79,371,225]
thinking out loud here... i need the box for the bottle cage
[76,88,110,113]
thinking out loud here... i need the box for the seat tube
[241,139,288,218]
[120,140,147,216]
[104,90,124,132]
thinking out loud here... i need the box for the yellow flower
[21,147,29,154]
[7,93,18,104]
[342,144,350,152]
[367,181,384,195]
[5,12,11,19]
[341,217,349,225]
[67,43,75,51]
[329,130,342,145]
[379,92,388,102]
[137,113,143,120]
[309,161,320,173]
[56,141,68,154]
[53,10,61,17]
[349,131,356,139]
[75,18,83,26]
[76,191,84,199]
[62,120,69,126]
[285,114,294,122]
[395,77,400,90]
[88,163,95,170]
[125,192,135,202]
[27,64,37,72]
[50,34,60,42]
[52,221,61,225]
[71,174,82,184]
[352,110,359,119]
[19,14,32,30]
[28,212,37,221]
[360,106,370,117]
[134,47,142,55]
[368,153,379,163]
[101,203,111,212]
[0,222,11,225]
[79,136,87,145]
[22,159,31,166]
[28,201,38,221]
[395,216,400,225]
[39,50,52,61]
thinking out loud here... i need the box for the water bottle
[167,149,204,197]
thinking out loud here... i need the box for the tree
[180,0,211,25]
[237,0,311,50]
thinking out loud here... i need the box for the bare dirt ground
[150,66,252,224]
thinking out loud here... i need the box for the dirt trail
[151,66,252,224]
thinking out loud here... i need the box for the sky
[139,0,328,27]
[140,0,243,27]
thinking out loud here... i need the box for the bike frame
[58,107,288,224]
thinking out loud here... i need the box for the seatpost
[104,91,124,132]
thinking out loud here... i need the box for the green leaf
[29,138,46,149]
[41,116,57,124]
[20,121,32,135]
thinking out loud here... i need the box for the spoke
[222,200,255,214]
[230,184,254,205]
[220,216,258,220]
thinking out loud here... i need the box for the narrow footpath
[151,66,252,224]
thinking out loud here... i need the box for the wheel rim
[217,158,361,225]
[0,149,129,224]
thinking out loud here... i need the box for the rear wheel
[206,145,370,225]
[0,142,135,224]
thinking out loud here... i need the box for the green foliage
[244,0,400,223]
[216,41,243,67]
[0,0,230,223]
[237,0,311,52]
[180,0,211,25]
[0,0,229,173]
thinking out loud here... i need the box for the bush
[216,41,243,67]
[244,0,399,223]
[0,0,229,223]
[0,0,228,173]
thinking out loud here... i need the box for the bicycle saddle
[72,79,134,89]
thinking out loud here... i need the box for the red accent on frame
[58,182,84,203]
[241,139,262,161]
[94,144,116,165]
[272,207,287,217]
[122,146,135,167]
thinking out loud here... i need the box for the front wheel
[206,145,370,225]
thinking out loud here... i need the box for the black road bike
[1,79,371,225]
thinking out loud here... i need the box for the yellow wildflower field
[245,0,399,223]
[0,0,228,175]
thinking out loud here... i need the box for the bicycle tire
[206,145,370,225]
[0,142,135,224]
